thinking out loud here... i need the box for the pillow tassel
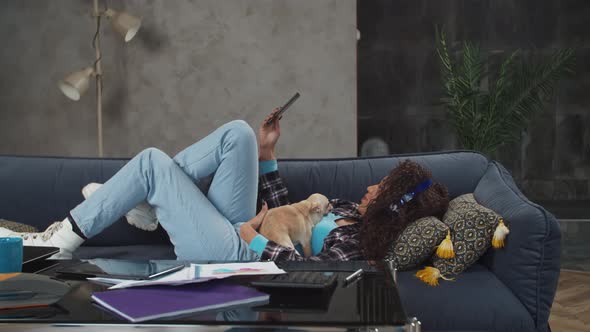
[492,218,510,249]
[415,266,454,286]
[436,231,455,258]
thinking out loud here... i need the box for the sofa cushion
[397,263,536,332]
[432,194,502,277]
[0,219,38,233]
[385,216,449,271]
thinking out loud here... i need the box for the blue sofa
[0,151,560,332]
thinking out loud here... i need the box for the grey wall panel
[0,0,357,158]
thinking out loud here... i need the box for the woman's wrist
[239,223,259,244]
[241,202,268,244]
[259,148,276,161]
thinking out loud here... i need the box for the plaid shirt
[257,170,364,261]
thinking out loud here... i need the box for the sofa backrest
[279,151,489,203]
[0,151,489,247]
[0,155,171,247]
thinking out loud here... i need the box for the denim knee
[139,147,175,171]
[223,120,257,150]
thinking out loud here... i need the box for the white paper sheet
[195,261,286,278]
[87,261,285,289]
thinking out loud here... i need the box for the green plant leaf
[435,26,575,155]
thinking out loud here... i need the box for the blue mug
[0,237,23,273]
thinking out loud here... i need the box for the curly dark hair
[359,159,450,261]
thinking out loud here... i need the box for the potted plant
[435,28,575,156]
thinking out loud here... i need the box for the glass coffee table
[0,260,420,332]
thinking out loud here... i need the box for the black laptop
[22,246,60,273]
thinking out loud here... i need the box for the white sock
[82,182,159,231]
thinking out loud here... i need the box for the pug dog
[259,193,332,257]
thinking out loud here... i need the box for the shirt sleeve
[248,234,270,256]
[259,232,363,262]
[258,167,290,208]
[259,159,278,175]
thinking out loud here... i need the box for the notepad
[91,281,269,322]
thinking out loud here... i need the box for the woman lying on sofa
[0,110,449,261]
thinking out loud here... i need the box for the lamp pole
[58,1,140,158]
[93,0,104,157]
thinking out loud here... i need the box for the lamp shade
[107,10,141,42]
[58,67,94,101]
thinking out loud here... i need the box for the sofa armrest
[474,161,560,332]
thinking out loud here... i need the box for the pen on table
[345,269,364,283]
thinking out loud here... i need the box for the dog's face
[306,193,332,223]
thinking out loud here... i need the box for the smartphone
[266,92,301,124]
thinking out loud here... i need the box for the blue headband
[389,179,433,214]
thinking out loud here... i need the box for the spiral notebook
[91,281,269,322]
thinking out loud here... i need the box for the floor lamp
[58,0,141,157]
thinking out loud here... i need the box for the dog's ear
[311,202,322,214]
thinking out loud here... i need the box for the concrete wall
[0,0,357,158]
[357,0,590,202]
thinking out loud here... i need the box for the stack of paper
[89,261,285,289]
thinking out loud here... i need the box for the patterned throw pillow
[0,219,38,233]
[385,216,449,271]
[416,193,505,286]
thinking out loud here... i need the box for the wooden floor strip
[549,270,590,332]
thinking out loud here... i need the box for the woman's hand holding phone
[258,108,281,161]
[265,92,300,125]
[258,93,299,160]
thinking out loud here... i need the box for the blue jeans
[70,120,260,261]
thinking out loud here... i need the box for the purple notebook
[91,281,269,322]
